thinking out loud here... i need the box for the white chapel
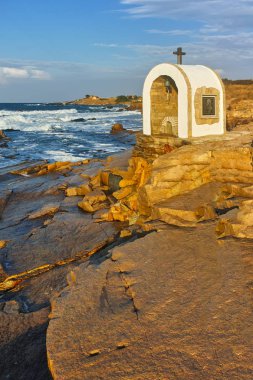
[142,57,226,139]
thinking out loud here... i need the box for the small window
[202,95,216,117]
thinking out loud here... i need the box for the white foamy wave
[43,150,87,162]
[0,108,79,131]
[0,103,143,168]
[26,103,44,106]
[0,108,77,116]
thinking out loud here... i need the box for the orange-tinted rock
[110,123,125,134]
[120,229,132,238]
[113,186,133,200]
[90,174,101,188]
[0,240,8,249]
[28,203,60,220]
[119,179,135,188]
[83,189,107,204]
[47,225,253,379]
[78,200,95,213]
[65,184,91,197]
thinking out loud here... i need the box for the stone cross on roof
[173,47,186,65]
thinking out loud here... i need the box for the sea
[0,103,142,169]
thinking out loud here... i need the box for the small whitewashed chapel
[142,48,226,139]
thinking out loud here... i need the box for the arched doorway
[150,75,178,136]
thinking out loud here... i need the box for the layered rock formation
[47,223,253,380]
[44,129,253,379]
[2,125,253,379]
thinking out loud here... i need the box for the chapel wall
[194,87,220,125]
[150,76,178,135]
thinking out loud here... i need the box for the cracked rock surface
[0,158,123,379]
[47,223,253,380]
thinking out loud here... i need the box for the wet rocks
[110,123,136,135]
[0,130,8,139]
[70,118,96,122]
[110,123,126,134]
[0,130,11,149]
[3,300,20,314]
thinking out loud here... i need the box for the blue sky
[0,0,253,102]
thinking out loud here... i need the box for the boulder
[0,130,7,139]
[65,183,91,197]
[110,123,126,134]
[70,118,86,122]
[3,300,20,314]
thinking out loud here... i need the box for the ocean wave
[0,108,78,117]
[43,150,88,162]
[0,103,142,168]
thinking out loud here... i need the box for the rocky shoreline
[1,125,253,378]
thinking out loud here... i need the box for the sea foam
[0,103,142,167]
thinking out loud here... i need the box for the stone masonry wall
[150,76,178,135]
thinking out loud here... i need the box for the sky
[0,0,253,102]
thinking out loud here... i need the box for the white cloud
[93,43,119,48]
[30,69,51,80]
[2,67,29,79]
[146,29,192,36]
[118,0,253,78]
[0,66,51,84]
[120,0,253,23]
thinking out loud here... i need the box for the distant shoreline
[61,95,143,111]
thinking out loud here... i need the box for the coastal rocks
[28,203,60,220]
[0,130,11,149]
[133,132,186,162]
[3,126,253,379]
[11,160,87,177]
[98,156,151,223]
[0,158,121,302]
[216,199,253,239]
[0,306,51,380]
[152,183,220,227]
[3,300,20,314]
[65,182,91,197]
[0,190,12,218]
[0,241,8,249]
[47,224,253,379]
[110,123,135,135]
[0,130,11,142]
[0,130,7,139]
[70,118,96,122]
[142,132,253,211]
[110,123,125,134]
[78,189,108,213]
[70,118,85,122]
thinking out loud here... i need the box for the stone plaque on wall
[194,87,220,125]
[202,96,216,117]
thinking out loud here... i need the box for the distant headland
[62,94,142,111]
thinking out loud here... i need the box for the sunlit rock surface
[46,130,253,379]
[47,224,253,379]
[2,127,253,379]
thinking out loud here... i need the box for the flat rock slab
[47,223,253,379]
[0,307,51,380]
